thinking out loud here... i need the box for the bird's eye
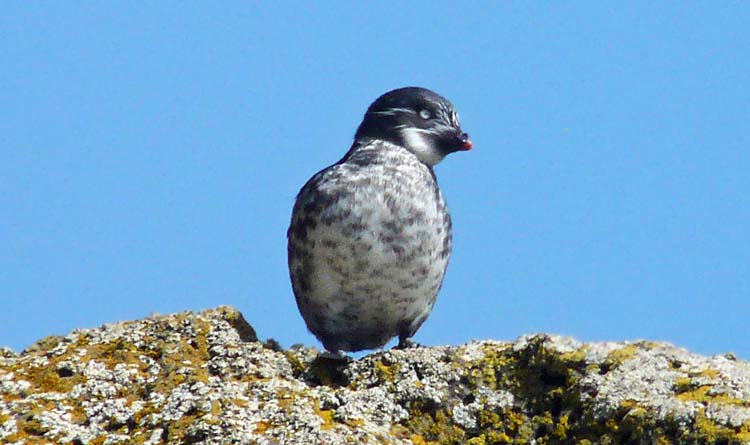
[419,109,431,120]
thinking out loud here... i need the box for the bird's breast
[307,159,451,286]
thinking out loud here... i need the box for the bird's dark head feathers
[353,87,472,166]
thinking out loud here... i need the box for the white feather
[400,127,445,166]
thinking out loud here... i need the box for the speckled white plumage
[288,141,451,351]
[287,87,471,352]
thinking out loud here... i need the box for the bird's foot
[317,350,353,362]
[395,337,422,350]
[310,350,352,386]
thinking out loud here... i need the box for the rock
[2,306,750,444]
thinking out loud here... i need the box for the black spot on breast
[354,259,369,273]
[290,217,316,242]
[398,278,418,289]
[342,221,367,237]
[383,193,399,214]
[382,220,401,234]
[440,235,451,259]
[345,148,381,166]
[295,267,312,292]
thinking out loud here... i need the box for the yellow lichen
[275,389,297,409]
[738,421,750,442]
[485,430,511,443]
[344,417,365,428]
[675,382,748,406]
[254,420,271,433]
[466,343,513,390]
[9,357,84,394]
[605,344,639,366]
[698,368,720,379]
[674,376,693,393]
[210,400,222,416]
[89,436,107,445]
[693,411,740,442]
[552,413,570,439]
[232,398,249,408]
[374,359,399,382]
[560,345,589,364]
[313,400,335,430]
[468,407,530,444]
[402,402,465,444]
[284,350,307,376]
[465,436,486,445]
[389,423,412,440]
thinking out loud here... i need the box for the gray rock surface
[2,306,749,444]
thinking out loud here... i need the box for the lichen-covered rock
[2,307,750,444]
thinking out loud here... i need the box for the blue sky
[2,4,749,358]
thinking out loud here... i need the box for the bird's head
[354,87,472,166]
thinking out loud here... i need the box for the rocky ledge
[2,307,750,445]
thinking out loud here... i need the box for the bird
[287,87,472,353]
